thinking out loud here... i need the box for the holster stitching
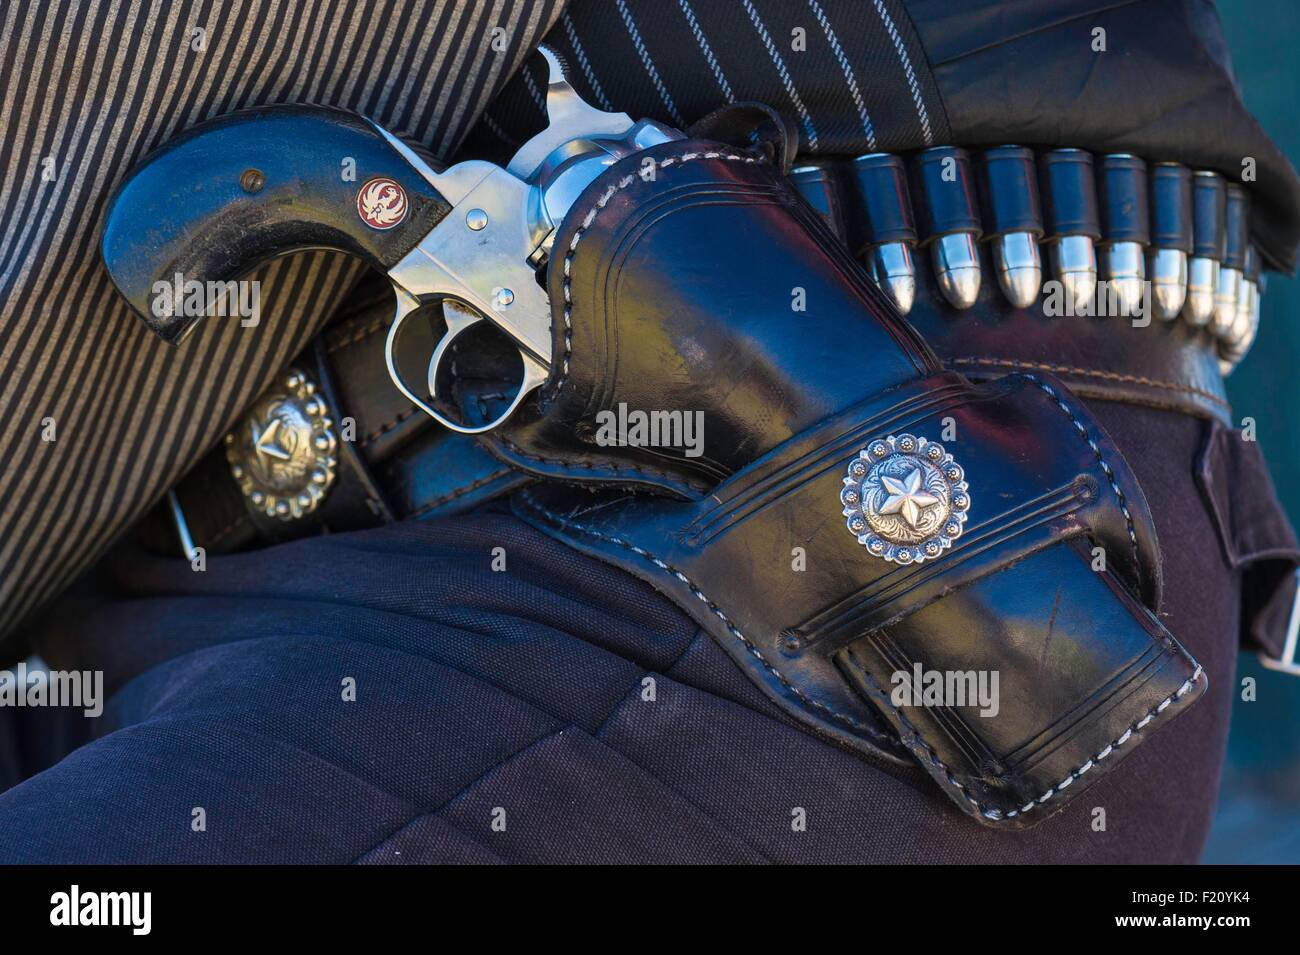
[1021,374,1142,573]
[850,657,1203,822]
[361,406,420,447]
[525,497,897,746]
[495,436,712,494]
[556,149,768,399]
[407,469,515,518]
[326,315,388,353]
[528,494,1202,823]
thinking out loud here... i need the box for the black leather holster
[484,138,1207,827]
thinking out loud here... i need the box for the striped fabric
[0,0,563,647]
[467,0,949,163]
[0,0,946,648]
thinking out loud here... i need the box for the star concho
[840,433,970,564]
[226,368,338,521]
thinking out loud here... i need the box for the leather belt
[140,275,530,557]
[151,144,1258,556]
[906,280,1233,425]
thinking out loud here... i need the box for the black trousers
[0,399,1267,863]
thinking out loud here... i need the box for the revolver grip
[101,104,451,343]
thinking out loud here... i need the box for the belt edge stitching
[950,356,1230,409]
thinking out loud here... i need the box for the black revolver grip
[101,104,451,343]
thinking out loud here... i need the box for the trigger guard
[383,290,546,435]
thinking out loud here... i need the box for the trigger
[428,300,486,398]
[428,298,550,432]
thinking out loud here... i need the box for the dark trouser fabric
[0,401,1245,862]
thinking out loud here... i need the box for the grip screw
[240,168,265,194]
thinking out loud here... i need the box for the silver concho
[840,433,970,564]
[226,368,338,521]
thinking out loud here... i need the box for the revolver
[101,48,680,433]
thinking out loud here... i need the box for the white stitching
[788,603,1200,822]
[999,666,1202,819]
[525,496,898,744]
[554,149,765,400]
[527,494,1204,823]
[1021,374,1141,570]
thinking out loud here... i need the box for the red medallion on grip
[356,176,408,230]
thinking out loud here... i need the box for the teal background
[1203,0,1300,863]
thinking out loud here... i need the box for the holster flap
[515,370,1206,828]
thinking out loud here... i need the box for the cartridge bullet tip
[1183,290,1215,326]
[938,266,981,310]
[932,234,982,311]
[998,266,1042,309]
[1058,270,1097,314]
[884,274,916,315]
[1151,280,1187,321]
[1108,277,1146,319]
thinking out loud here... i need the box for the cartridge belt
[151,144,1264,558]
[791,146,1270,425]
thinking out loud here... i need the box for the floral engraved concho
[840,433,970,564]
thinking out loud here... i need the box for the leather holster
[468,138,1207,827]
